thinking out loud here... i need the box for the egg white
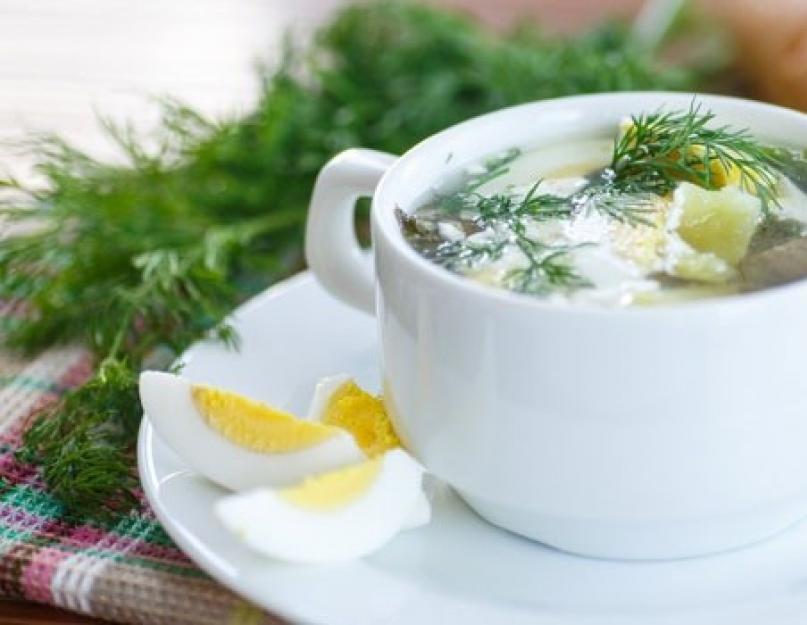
[139,371,365,491]
[307,373,351,420]
[215,449,429,563]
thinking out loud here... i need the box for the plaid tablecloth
[0,337,279,624]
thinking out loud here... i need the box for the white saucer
[138,273,807,625]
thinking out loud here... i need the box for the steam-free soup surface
[400,106,807,307]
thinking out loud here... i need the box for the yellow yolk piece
[687,145,772,193]
[321,381,401,457]
[191,385,339,453]
[686,144,739,188]
[279,457,382,511]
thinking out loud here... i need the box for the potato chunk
[674,182,762,265]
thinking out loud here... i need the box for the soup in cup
[305,92,807,559]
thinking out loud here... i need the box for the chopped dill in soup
[400,103,807,306]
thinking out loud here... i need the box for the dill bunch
[0,1,706,519]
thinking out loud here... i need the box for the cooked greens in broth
[400,103,807,306]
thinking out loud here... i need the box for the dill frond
[610,102,783,210]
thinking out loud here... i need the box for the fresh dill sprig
[560,101,785,226]
[431,238,508,270]
[570,184,658,226]
[504,245,589,295]
[520,192,574,220]
[447,162,658,231]
[477,180,574,224]
[436,149,522,214]
[433,152,574,229]
[506,237,590,295]
[424,180,588,294]
[507,205,589,294]
[15,360,143,519]
[468,148,521,191]
[432,232,585,295]
[609,102,783,210]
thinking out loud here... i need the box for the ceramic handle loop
[305,148,397,315]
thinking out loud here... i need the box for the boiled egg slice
[215,448,429,563]
[308,374,401,457]
[139,371,365,491]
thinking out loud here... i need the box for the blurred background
[1,0,338,179]
[3,0,806,181]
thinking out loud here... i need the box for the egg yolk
[609,198,667,271]
[619,120,756,192]
[279,457,382,511]
[321,381,400,457]
[191,385,339,452]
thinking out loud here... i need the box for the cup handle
[305,148,397,315]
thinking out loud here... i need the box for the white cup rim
[371,91,807,317]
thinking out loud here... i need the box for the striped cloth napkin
[0,339,280,624]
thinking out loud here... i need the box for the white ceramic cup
[306,92,807,559]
